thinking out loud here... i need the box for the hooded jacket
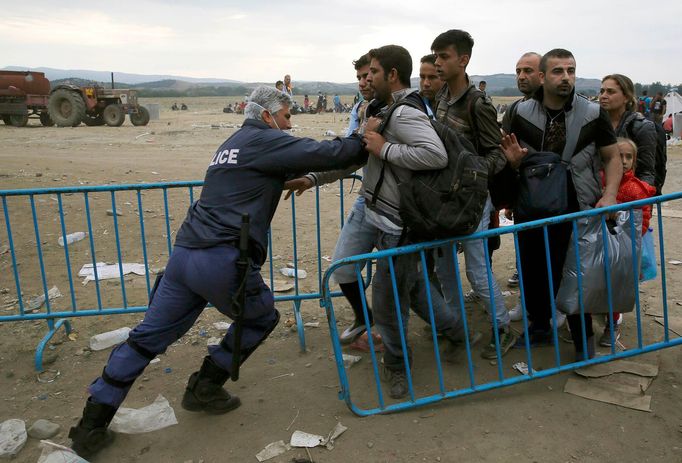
[361,88,447,228]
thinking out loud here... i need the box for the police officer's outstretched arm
[258,134,368,178]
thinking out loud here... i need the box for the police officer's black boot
[181,356,241,414]
[69,398,117,458]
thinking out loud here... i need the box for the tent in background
[664,91,682,138]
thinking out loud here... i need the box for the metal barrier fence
[0,178,367,371]
[321,192,682,416]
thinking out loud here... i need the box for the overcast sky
[1,0,680,85]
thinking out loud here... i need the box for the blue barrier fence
[321,192,682,416]
[0,178,367,370]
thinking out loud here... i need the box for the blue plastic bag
[641,229,657,282]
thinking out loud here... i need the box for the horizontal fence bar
[0,176,366,366]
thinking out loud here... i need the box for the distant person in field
[304,94,310,111]
[316,92,324,113]
[181,103,188,110]
[638,90,652,119]
[663,113,673,135]
[275,80,284,91]
[171,102,179,111]
[333,93,342,112]
[650,92,667,125]
[283,74,293,96]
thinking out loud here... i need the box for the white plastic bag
[109,395,178,434]
[557,210,642,315]
[37,441,88,463]
[0,419,26,459]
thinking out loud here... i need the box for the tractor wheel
[2,115,11,125]
[40,112,54,127]
[83,114,105,126]
[48,89,85,127]
[102,104,125,127]
[9,114,28,127]
[130,106,150,126]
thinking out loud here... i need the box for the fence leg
[293,300,306,352]
[35,318,72,372]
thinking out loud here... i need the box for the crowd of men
[67,28,664,458]
[284,31,638,399]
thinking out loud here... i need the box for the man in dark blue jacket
[69,86,367,459]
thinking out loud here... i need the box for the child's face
[619,142,635,172]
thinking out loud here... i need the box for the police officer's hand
[363,131,387,158]
[284,177,314,199]
[500,133,528,169]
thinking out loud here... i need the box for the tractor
[48,85,150,127]
[0,71,53,127]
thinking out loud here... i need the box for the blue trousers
[89,245,279,407]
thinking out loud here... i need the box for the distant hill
[2,66,239,85]
[5,66,603,97]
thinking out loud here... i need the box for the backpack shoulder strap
[376,92,424,133]
[466,88,484,153]
[372,92,424,204]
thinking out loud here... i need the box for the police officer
[68,86,367,458]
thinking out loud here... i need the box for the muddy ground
[1,96,682,462]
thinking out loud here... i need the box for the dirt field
[1,96,682,463]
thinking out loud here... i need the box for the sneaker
[507,271,519,287]
[481,327,517,359]
[380,365,408,399]
[599,325,622,347]
[552,311,566,329]
[514,326,553,348]
[340,320,367,344]
[509,302,523,322]
[464,289,480,304]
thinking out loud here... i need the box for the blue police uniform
[87,118,367,408]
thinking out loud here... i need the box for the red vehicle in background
[0,70,53,126]
[0,70,150,127]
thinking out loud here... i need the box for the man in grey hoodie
[287,45,465,399]
[360,45,461,399]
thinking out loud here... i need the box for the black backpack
[375,92,489,242]
[627,116,667,195]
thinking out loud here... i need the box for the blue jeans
[436,197,510,330]
[331,197,376,285]
[371,231,462,371]
[88,245,279,408]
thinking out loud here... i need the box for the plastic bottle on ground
[57,232,86,247]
